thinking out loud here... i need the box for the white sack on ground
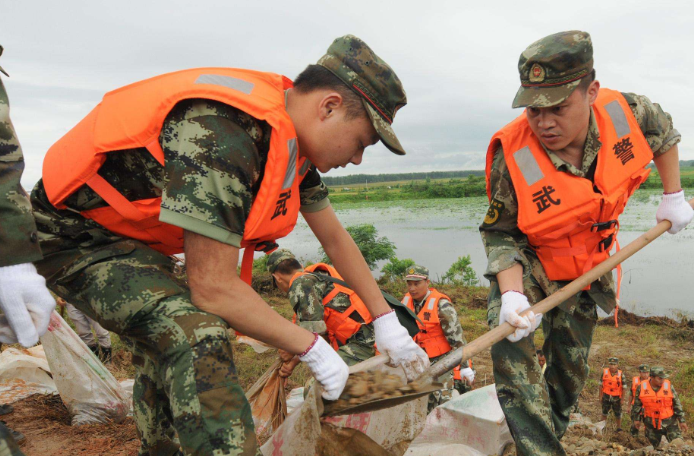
[40,311,130,426]
[405,384,513,456]
[0,346,57,403]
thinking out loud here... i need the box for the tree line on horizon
[322,160,694,187]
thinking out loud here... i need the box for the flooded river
[274,190,693,318]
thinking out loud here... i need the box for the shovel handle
[425,198,694,380]
[348,353,390,374]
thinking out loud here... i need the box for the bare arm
[184,231,314,354]
[302,206,390,317]
[653,144,683,193]
[497,263,525,294]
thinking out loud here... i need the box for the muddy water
[275,191,693,317]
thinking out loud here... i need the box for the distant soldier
[600,357,626,429]
[267,249,376,376]
[632,367,688,449]
[629,363,650,436]
[56,298,112,363]
[537,349,547,375]
[401,265,474,412]
[0,45,56,456]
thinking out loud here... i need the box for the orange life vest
[402,289,453,359]
[485,88,653,282]
[43,68,310,283]
[632,376,646,405]
[640,379,674,429]
[602,368,624,398]
[289,263,372,350]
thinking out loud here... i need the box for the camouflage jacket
[0,59,43,267]
[632,381,686,424]
[480,92,680,314]
[31,98,329,249]
[288,271,375,346]
[411,290,467,359]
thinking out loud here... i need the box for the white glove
[656,190,693,234]
[299,335,349,401]
[373,311,430,381]
[0,263,56,347]
[460,367,475,383]
[499,291,542,343]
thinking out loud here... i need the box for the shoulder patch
[483,199,505,227]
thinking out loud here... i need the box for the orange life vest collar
[291,263,372,350]
[485,88,653,282]
[640,379,674,429]
[43,68,309,281]
[402,289,453,359]
[602,368,624,397]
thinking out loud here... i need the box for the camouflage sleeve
[0,77,42,267]
[671,385,686,422]
[299,166,330,213]
[288,274,328,334]
[622,92,681,158]
[479,146,532,281]
[438,298,466,350]
[159,99,265,248]
[631,383,644,421]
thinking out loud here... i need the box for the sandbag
[261,362,428,456]
[39,312,129,426]
[246,359,288,443]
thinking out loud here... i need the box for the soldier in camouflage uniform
[266,249,375,373]
[599,357,627,429]
[401,265,474,412]
[632,367,688,448]
[0,45,56,456]
[30,36,429,456]
[629,363,650,436]
[480,31,693,456]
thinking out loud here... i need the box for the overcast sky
[2,0,693,190]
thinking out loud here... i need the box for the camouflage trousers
[487,278,598,456]
[0,423,23,456]
[32,220,260,455]
[427,356,455,413]
[601,394,622,417]
[643,418,683,448]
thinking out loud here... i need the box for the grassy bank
[326,165,694,204]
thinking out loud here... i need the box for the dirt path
[4,395,138,456]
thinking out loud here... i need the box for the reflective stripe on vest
[640,380,674,429]
[43,69,308,277]
[403,289,453,358]
[632,376,643,404]
[602,368,623,397]
[484,88,653,282]
[290,263,372,350]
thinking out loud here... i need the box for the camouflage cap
[266,249,296,274]
[0,45,9,77]
[405,265,429,282]
[639,364,650,373]
[512,31,593,109]
[317,35,407,155]
[649,367,669,379]
[608,357,619,365]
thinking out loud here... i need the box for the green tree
[380,257,416,281]
[320,224,396,270]
[442,255,479,286]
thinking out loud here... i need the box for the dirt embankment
[3,287,693,456]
